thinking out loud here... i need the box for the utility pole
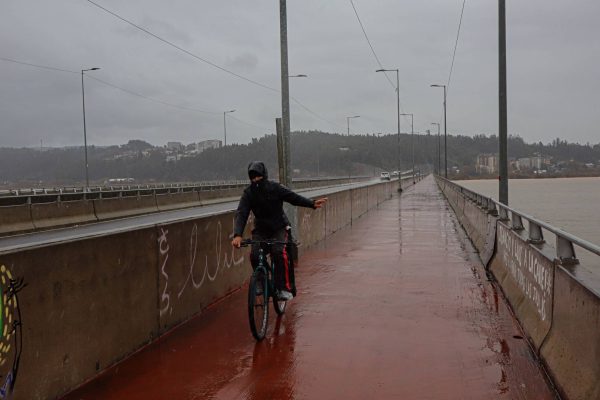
[279,0,292,188]
[279,0,296,232]
[499,0,508,205]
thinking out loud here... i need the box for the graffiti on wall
[497,224,553,321]
[0,265,25,399]
[158,218,245,317]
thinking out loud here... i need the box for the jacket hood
[248,161,268,180]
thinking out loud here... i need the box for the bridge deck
[61,176,556,399]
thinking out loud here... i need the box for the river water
[455,177,600,285]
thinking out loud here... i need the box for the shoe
[277,290,293,301]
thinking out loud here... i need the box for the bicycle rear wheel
[248,268,268,340]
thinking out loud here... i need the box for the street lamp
[346,115,360,181]
[223,109,236,147]
[400,113,414,183]
[430,84,447,178]
[431,122,441,175]
[346,115,360,136]
[289,74,308,78]
[376,68,401,192]
[81,67,100,192]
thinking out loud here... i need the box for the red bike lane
[62,176,557,399]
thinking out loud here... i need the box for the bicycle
[240,238,294,340]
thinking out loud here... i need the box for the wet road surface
[62,176,557,399]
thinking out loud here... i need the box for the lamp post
[223,109,236,147]
[81,67,100,192]
[499,0,508,205]
[400,113,414,183]
[346,115,360,180]
[430,84,447,178]
[376,68,401,192]
[431,122,441,175]
[346,115,360,136]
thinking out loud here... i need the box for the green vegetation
[0,133,599,187]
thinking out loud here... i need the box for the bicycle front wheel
[248,269,268,340]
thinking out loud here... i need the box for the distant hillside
[0,132,598,187]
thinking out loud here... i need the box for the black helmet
[248,161,268,180]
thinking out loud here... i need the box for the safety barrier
[0,203,34,235]
[435,175,600,400]
[93,194,159,220]
[31,199,97,229]
[0,176,422,400]
[0,177,373,236]
[155,191,201,211]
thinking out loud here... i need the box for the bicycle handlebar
[239,238,299,247]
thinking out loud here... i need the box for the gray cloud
[0,0,598,149]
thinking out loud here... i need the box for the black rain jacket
[233,161,315,237]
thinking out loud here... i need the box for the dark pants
[250,228,295,294]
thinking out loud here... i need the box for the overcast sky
[1,0,599,148]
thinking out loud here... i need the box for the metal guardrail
[438,176,600,264]
[0,176,372,205]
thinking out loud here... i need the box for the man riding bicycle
[231,161,327,301]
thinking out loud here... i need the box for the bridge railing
[0,176,371,204]
[436,174,600,399]
[438,176,600,265]
[0,176,374,236]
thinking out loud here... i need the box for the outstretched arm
[279,184,324,209]
[313,197,327,209]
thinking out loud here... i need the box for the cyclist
[231,161,327,300]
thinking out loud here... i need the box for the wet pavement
[61,176,557,400]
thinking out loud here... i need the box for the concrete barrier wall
[199,187,243,204]
[325,190,352,235]
[31,200,97,229]
[156,212,252,332]
[156,191,201,211]
[488,223,555,349]
[436,176,600,400]
[351,186,369,220]
[0,178,404,400]
[436,178,496,264]
[0,204,34,235]
[1,228,158,400]
[93,195,159,220]
[297,205,326,250]
[539,265,600,400]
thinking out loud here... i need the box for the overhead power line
[0,56,77,74]
[447,0,466,92]
[348,0,395,91]
[87,76,220,114]
[86,0,279,94]
[85,0,342,130]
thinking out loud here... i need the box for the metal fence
[0,176,372,205]
[438,176,600,265]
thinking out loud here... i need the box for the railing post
[528,221,544,244]
[487,202,498,216]
[511,213,524,231]
[556,236,579,265]
[498,205,509,221]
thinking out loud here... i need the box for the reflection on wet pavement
[61,176,557,400]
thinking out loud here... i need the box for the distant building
[166,142,184,152]
[475,154,498,174]
[165,154,182,162]
[516,157,531,170]
[196,139,222,153]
